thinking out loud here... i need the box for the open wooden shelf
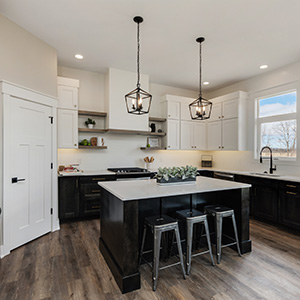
[78,146,107,149]
[107,129,166,136]
[149,117,166,122]
[79,128,107,133]
[140,147,166,150]
[78,110,107,117]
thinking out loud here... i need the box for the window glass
[261,120,296,158]
[259,92,296,118]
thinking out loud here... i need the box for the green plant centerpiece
[155,165,198,185]
[85,118,96,129]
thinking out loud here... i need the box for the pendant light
[189,37,212,120]
[125,16,152,115]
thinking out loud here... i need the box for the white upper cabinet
[57,77,79,149]
[162,118,180,150]
[206,91,247,151]
[181,121,206,150]
[57,109,78,148]
[57,77,79,110]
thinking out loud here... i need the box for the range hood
[104,68,149,131]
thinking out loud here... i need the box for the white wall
[57,67,202,171]
[0,14,57,97]
[205,61,300,176]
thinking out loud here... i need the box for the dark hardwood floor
[1,219,300,300]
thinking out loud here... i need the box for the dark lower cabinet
[80,175,116,217]
[58,176,80,220]
[234,175,278,222]
[253,183,278,223]
[59,174,116,221]
[279,181,300,230]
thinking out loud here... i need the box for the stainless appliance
[107,167,154,180]
[214,172,234,181]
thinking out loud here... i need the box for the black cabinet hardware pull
[92,178,105,181]
[286,191,297,195]
[11,177,25,184]
[92,190,101,193]
[286,184,297,188]
[91,206,100,209]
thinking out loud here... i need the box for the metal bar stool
[176,209,215,275]
[139,215,186,291]
[204,205,242,264]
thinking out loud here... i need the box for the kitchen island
[98,177,251,293]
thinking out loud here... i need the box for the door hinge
[49,116,53,124]
[51,163,53,169]
[50,208,53,215]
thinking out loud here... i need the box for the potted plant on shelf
[85,118,96,129]
[155,165,198,185]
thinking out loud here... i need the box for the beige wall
[0,14,57,97]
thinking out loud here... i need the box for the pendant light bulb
[125,16,152,115]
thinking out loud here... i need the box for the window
[256,90,297,160]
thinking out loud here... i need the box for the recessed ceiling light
[260,64,268,69]
[203,81,210,85]
[75,54,84,60]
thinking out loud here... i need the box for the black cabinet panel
[59,174,116,221]
[58,177,80,220]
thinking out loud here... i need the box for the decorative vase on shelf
[88,124,94,129]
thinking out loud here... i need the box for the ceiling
[1,0,300,92]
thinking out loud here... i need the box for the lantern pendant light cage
[189,37,212,120]
[125,16,152,115]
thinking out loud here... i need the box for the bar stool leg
[216,214,223,264]
[186,220,193,275]
[231,213,242,257]
[174,225,186,279]
[204,218,215,266]
[139,225,147,266]
[153,228,162,291]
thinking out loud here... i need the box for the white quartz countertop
[98,177,251,201]
[58,170,115,176]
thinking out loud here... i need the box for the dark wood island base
[99,179,251,294]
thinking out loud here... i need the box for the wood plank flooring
[1,219,300,300]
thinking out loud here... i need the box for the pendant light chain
[199,40,202,98]
[137,21,140,88]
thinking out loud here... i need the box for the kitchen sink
[250,172,281,177]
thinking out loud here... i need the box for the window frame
[254,82,300,164]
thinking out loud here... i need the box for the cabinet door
[58,85,78,109]
[58,177,80,220]
[180,121,193,150]
[167,119,180,149]
[207,121,221,150]
[57,109,78,149]
[222,98,239,119]
[167,101,180,120]
[254,185,278,223]
[209,102,222,121]
[222,118,238,150]
[279,189,300,230]
[180,99,192,121]
[193,122,206,150]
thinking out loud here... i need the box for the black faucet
[259,146,276,174]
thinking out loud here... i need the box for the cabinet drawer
[279,181,300,192]
[80,175,116,184]
[81,183,101,195]
[84,200,101,214]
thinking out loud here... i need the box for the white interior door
[8,97,52,250]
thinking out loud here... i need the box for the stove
[107,167,154,180]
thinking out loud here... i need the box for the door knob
[11,177,25,184]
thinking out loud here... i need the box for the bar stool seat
[204,205,242,264]
[176,209,215,275]
[139,215,186,291]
